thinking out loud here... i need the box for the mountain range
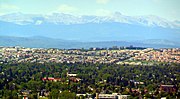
[0,12,180,28]
[0,12,180,48]
[0,36,179,48]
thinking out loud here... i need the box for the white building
[96,93,130,99]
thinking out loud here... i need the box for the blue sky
[0,0,179,21]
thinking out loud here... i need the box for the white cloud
[57,4,78,13]
[0,4,20,14]
[96,0,110,4]
[0,4,20,10]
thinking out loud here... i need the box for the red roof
[42,77,61,81]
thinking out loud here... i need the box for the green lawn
[39,97,48,99]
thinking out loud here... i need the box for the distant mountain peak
[0,12,179,28]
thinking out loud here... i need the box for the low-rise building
[96,93,130,99]
[159,85,177,93]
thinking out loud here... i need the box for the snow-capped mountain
[43,13,85,25]
[0,12,180,44]
[0,12,42,25]
[0,12,179,28]
[135,15,177,28]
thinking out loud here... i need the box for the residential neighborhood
[0,46,179,65]
[0,46,179,99]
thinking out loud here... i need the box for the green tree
[49,89,59,99]
[59,91,76,99]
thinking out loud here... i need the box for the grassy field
[39,97,48,99]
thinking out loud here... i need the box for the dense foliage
[0,62,179,99]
